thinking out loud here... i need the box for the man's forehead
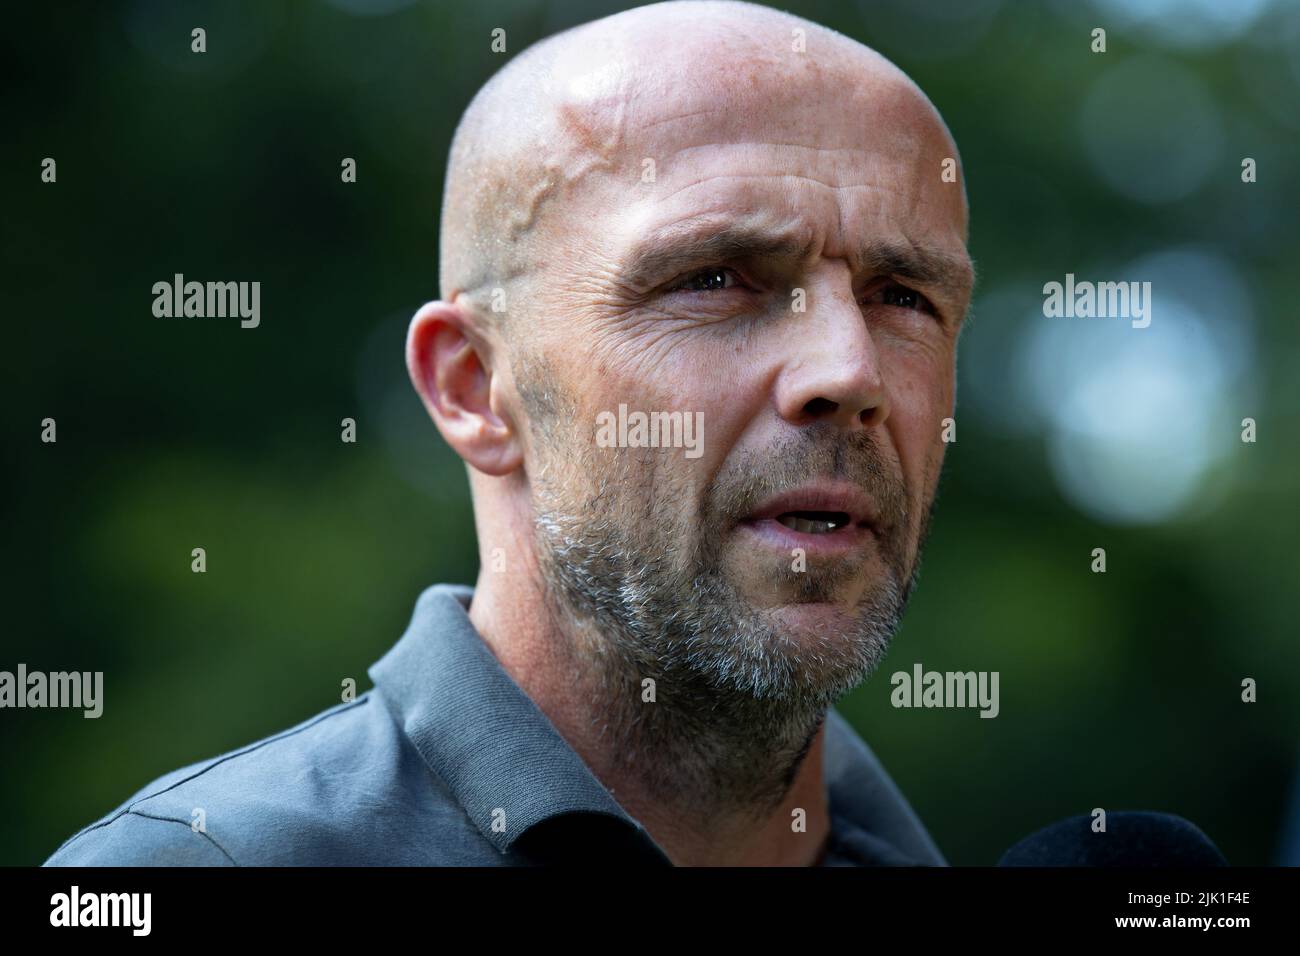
[535,35,967,247]
[560,100,968,284]
[548,33,945,167]
[444,5,971,304]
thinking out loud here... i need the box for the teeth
[776,515,840,534]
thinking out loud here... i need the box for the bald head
[438,0,968,338]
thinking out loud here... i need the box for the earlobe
[405,300,523,477]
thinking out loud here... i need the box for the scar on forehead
[507,163,562,240]
[506,96,630,241]
[559,70,631,145]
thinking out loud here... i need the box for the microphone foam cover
[998,811,1227,866]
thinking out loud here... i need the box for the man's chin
[716,599,892,702]
[764,599,861,638]
[762,603,892,674]
[730,576,904,668]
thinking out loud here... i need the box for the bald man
[47,0,973,867]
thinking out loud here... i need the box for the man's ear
[405,299,523,477]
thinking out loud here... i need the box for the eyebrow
[859,239,975,299]
[619,223,817,292]
[618,221,974,303]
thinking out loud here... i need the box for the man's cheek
[585,318,702,388]
[884,397,947,521]
[885,381,939,449]
[888,361,954,443]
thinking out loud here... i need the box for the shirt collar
[370,582,939,866]
[368,583,671,862]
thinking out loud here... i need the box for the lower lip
[737,517,876,556]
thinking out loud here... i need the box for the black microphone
[998,811,1228,866]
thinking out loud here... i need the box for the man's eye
[673,267,741,292]
[865,283,935,315]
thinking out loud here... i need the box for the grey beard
[532,489,913,820]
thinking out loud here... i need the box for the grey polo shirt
[45,583,945,866]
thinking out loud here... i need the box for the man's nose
[773,274,891,430]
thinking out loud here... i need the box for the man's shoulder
[44,692,488,866]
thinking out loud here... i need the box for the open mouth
[738,482,879,551]
[774,511,852,534]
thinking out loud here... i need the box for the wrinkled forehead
[538,33,968,263]
[550,30,949,150]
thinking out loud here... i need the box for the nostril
[804,397,837,418]
[860,403,886,426]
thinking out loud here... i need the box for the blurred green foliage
[4,0,1297,865]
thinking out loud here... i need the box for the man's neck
[468,565,832,866]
